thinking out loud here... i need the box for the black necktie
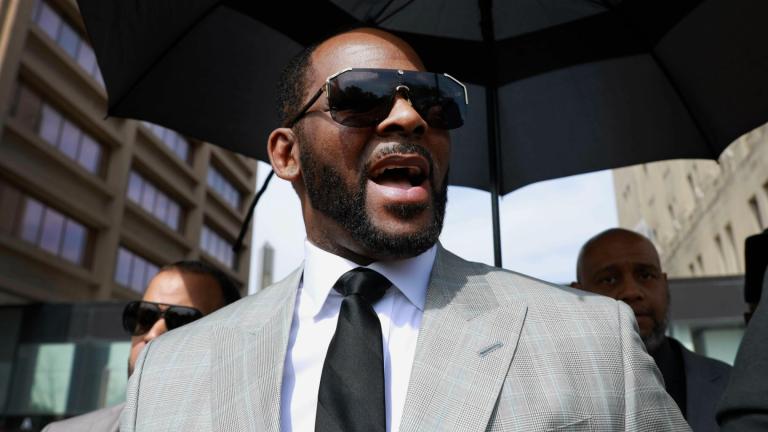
[315,267,391,432]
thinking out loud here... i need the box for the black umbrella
[77,0,768,266]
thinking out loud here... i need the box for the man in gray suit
[43,261,240,431]
[122,28,689,431]
[572,228,731,431]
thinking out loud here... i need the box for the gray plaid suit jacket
[121,245,690,431]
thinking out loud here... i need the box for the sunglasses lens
[123,301,161,336]
[328,69,466,129]
[329,70,393,127]
[164,306,203,331]
[406,73,466,130]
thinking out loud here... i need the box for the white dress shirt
[280,240,436,432]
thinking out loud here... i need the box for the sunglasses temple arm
[283,86,326,128]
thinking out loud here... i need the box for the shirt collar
[302,240,436,317]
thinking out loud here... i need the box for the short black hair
[276,43,319,126]
[160,260,242,305]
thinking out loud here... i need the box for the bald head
[313,28,425,72]
[276,28,424,126]
[572,228,669,352]
[576,228,661,283]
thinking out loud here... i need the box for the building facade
[0,2,258,426]
[0,0,258,304]
[613,124,767,278]
[613,123,768,364]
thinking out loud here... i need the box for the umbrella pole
[480,0,503,268]
[232,170,275,253]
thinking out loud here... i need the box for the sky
[248,161,618,292]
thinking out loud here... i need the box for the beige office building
[0,0,258,304]
[612,123,767,365]
[613,124,767,278]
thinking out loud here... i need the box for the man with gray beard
[572,228,731,431]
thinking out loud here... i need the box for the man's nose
[376,93,427,137]
[617,280,645,303]
[143,318,168,342]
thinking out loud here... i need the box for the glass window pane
[20,198,44,243]
[130,258,146,293]
[36,3,61,41]
[154,192,168,222]
[39,207,65,255]
[175,136,188,161]
[57,22,79,58]
[77,135,101,173]
[168,201,180,231]
[127,172,142,203]
[200,226,209,251]
[75,43,96,75]
[60,219,85,264]
[58,120,80,160]
[140,182,156,213]
[114,248,131,286]
[12,85,42,129]
[39,104,62,146]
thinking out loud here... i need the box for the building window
[714,234,727,272]
[126,171,182,231]
[0,178,89,265]
[687,173,702,199]
[200,225,235,269]
[114,247,159,293]
[764,181,768,204]
[696,254,705,275]
[10,83,104,174]
[31,0,104,85]
[142,122,190,163]
[207,166,242,210]
[748,196,764,230]
[724,224,741,271]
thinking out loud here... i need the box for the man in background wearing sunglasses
[44,260,240,432]
[123,28,688,431]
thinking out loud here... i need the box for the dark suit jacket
[670,338,731,432]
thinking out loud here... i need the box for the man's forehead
[584,235,662,272]
[310,30,425,80]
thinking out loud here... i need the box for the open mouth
[368,155,429,189]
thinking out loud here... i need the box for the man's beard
[642,314,668,353]
[299,141,447,259]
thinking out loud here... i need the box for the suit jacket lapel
[211,266,302,432]
[400,246,528,432]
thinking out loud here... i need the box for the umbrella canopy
[77,0,768,264]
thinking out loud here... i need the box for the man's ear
[267,127,301,182]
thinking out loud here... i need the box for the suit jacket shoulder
[668,338,730,432]
[400,247,691,431]
[43,402,124,432]
[121,266,303,432]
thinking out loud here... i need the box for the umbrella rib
[648,49,717,157]
[376,0,417,25]
[108,1,222,116]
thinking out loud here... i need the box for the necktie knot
[333,268,391,304]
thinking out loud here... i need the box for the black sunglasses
[122,300,203,336]
[285,68,469,130]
